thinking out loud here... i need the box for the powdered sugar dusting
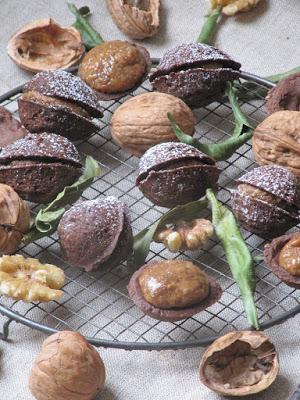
[138,142,214,176]
[149,43,241,80]
[58,196,127,270]
[0,133,82,166]
[23,70,103,117]
[238,165,300,206]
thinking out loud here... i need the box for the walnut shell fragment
[253,111,300,176]
[29,331,105,400]
[7,18,84,73]
[106,0,160,39]
[0,184,30,254]
[0,255,65,302]
[111,92,195,155]
[199,331,279,396]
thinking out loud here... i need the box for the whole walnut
[252,111,300,176]
[29,331,105,400]
[111,92,195,155]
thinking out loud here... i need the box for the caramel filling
[278,234,300,276]
[138,260,209,309]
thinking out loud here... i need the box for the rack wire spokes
[1,72,300,350]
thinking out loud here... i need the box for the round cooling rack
[1,64,300,351]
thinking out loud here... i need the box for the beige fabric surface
[0,0,300,399]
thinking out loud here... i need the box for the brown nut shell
[266,72,300,114]
[0,133,82,203]
[7,18,84,73]
[18,94,98,141]
[0,184,30,254]
[253,111,300,176]
[137,142,220,208]
[264,233,300,288]
[128,260,222,322]
[0,106,28,147]
[106,0,160,39]
[29,331,105,400]
[58,197,133,272]
[78,41,151,100]
[110,92,195,155]
[199,331,279,397]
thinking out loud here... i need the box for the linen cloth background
[0,0,299,399]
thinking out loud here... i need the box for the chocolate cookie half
[136,142,220,208]
[128,260,222,322]
[58,197,133,271]
[266,72,300,114]
[231,165,300,238]
[149,43,241,107]
[0,133,82,203]
[18,70,103,140]
[264,233,300,288]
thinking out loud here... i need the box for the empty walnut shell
[199,331,279,396]
[149,43,241,107]
[136,142,220,208]
[58,197,133,272]
[29,331,105,400]
[111,92,195,155]
[266,72,300,114]
[253,111,300,175]
[0,133,83,203]
[0,106,28,147]
[106,0,160,39]
[231,165,300,238]
[78,40,151,101]
[128,260,222,321]
[7,18,84,73]
[264,233,300,288]
[18,70,103,141]
[0,184,30,254]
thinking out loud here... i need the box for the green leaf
[68,3,104,50]
[22,156,101,244]
[168,94,253,162]
[206,189,259,329]
[197,7,222,45]
[132,198,208,267]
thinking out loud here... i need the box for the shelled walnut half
[211,0,261,16]
[154,219,214,252]
[106,0,160,39]
[0,255,65,302]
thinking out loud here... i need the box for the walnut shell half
[199,331,279,396]
[29,331,105,400]
[7,18,84,72]
[106,0,160,39]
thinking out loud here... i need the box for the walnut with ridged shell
[111,92,195,155]
[0,255,65,302]
[154,218,214,252]
[0,184,30,254]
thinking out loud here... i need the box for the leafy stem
[197,6,222,44]
[68,3,104,50]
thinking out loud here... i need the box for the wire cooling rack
[0,67,300,351]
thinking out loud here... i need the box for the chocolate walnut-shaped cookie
[0,133,82,203]
[18,70,103,140]
[149,43,241,107]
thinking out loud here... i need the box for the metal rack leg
[0,318,13,341]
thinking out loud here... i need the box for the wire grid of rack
[0,70,300,351]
